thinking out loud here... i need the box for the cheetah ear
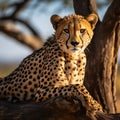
[50,14,62,30]
[86,13,98,30]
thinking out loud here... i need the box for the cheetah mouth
[70,48,80,52]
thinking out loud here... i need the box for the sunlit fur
[51,14,97,58]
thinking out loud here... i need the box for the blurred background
[0,0,120,112]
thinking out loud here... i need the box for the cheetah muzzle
[0,13,103,115]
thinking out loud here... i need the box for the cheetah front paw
[86,100,103,115]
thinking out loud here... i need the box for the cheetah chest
[65,58,85,85]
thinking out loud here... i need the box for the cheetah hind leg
[35,84,103,115]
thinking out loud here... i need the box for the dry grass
[0,63,18,77]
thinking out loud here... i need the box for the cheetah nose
[71,41,79,47]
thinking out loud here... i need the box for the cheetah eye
[80,29,86,34]
[64,29,69,33]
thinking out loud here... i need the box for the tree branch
[102,0,120,34]
[11,0,30,18]
[0,16,40,37]
[73,0,98,16]
[0,98,120,120]
[0,22,43,50]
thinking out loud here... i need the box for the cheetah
[0,13,102,114]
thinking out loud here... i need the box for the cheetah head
[51,14,98,55]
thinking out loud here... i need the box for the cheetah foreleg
[35,84,102,114]
[75,85,103,114]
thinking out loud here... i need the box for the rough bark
[96,0,120,113]
[74,0,120,113]
[0,98,120,120]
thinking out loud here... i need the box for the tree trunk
[73,0,120,113]
[0,0,120,119]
